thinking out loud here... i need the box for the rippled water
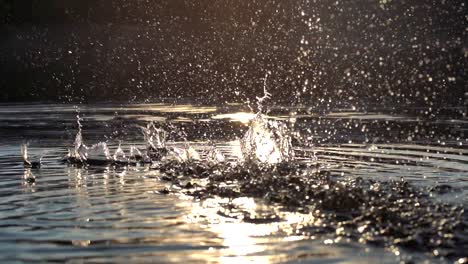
[0,103,466,263]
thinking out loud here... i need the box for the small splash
[113,142,127,163]
[255,72,272,113]
[20,143,30,165]
[162,144,201,163]
[141,122,168,161]
[20,143,42,168]
[141,122,167,150]
[185,145,201,162]
[207,145,226,165]
[129,145,150,163]
[65,116,159,165]
[68,114,88,163]
[86,142,111,162]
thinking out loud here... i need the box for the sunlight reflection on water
[0,103,466,263]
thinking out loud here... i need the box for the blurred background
[0,0,466,110]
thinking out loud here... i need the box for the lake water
[0,103,466,263]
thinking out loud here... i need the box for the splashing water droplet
[207,145,225,165]
[113,142,127,162]
[241,114,294,165]
[87,142,111,162]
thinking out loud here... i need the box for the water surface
[0,103,466,263]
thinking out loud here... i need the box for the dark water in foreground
[0,103,467,263]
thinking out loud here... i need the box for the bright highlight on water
[14,91,467,263]
[0,1,466,262]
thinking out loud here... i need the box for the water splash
[65,115,119,164]
[20,143,30,166]
[65,120,295,168]
[185,145,201,162]
[113,142,127,163]
[20,143,42,168]
[72,114,87,162]
[162,144,202,164]
[86,142,111,163]
[207,145,226,165]
[240,74,295,165]
[255,72,272,113]
[64,83,297,168]
[141,122,168,161]
[40,106,468,261]
[240,114,294,164]
[141,122,167,150]
[129,145,149,163]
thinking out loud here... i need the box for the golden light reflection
[184,196,318,263]
[120,114,167,122]
[185,197,276,263]
[211,112,289,124]
[223,140,244,161]
[21,168,36,193]
[211,112,257,124]
[144,105,218,114]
